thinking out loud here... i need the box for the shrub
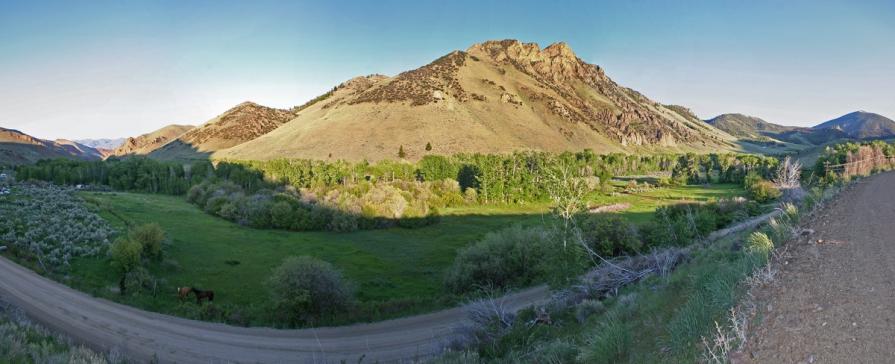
[266,256,354,325]
[328,211,359,232]
[747,180,781,203]
[109,237,142,273]
[129,223,165,259]
[186,184,207,204]
[123,266,155,294]
[745,231,774,257]
[243,195,273,228]
[270,201,294,229]
[745,172,781,203]
[575,299,606,324]
[444,226,555,294]
[204,195,229,215]
[576,213,642,256]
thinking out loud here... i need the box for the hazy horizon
[2,0,893,140]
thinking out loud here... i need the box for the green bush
[576,213,642,256]
[266,256,354,325]
[746,231,774,258]
[444,225,554,294]
[745,172,781,203]
[109,237,142,273]
[129,223,165,259]
[747,180,781,203]
[270,201,294,229]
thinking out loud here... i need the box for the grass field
[66,182,744,326]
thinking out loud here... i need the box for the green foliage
[642,198,759,246]
[745,231,774,258]
[267,256,354,325]
[129,223,165,259]
[109,237,142,273]
[398,145,406,158]
[745,172,781,202]
[580,307,634,363]
[576,213,642,256]
[444,225,557,294]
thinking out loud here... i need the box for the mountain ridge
[0,127,103,164]
[217,39,737,161]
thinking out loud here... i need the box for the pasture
[65,182,744,326]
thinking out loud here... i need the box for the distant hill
[813,111,895,139]
[705,114,798,140]
[217,39,736,161]
[149,102,293,160]
[0,127,103,165]
[113,125,194,156]
[75,138,126,150]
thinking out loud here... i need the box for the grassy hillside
[113,124,194,156]
[149,102,292,160]
[217,40,737,161]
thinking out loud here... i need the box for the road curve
[0,256,549,363]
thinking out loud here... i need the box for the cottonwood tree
[546,162,631,272]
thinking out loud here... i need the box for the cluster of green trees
[445,198,763,295]
[671,153,779,185]
[813,140,895,180]
[234,151,775,205]
[110,223,168,295]
[16,150,780,234]
[15,158,276,196]
[187,179,440,232]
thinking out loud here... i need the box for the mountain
[705,113,797,140]
[0,127,103,165]
[813,111,895,139]
[218,40,736,161]
[75,138,126,150]
[149,102,293,160]
[113,124,194,156]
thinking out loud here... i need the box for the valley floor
[66,183,741,327]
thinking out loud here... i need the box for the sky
[1,0,893,140]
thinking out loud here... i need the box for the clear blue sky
[1,0,893,139]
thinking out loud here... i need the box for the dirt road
[0,256,548,364]
[745,172,895,363]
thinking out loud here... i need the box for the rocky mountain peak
[467,39,602,84]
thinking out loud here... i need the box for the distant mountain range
[0,127,104,165]
[75,138,126,150]
[705,111,895,166]
[2,40,894,166]
[705,111,895,151]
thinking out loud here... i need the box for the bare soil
[744,172,895,363]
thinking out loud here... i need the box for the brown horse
[192,288,215,304]
[177,287,193,302]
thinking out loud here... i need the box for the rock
[432,90,445,101]
[801,229,815,236]
[499,92,522,106]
